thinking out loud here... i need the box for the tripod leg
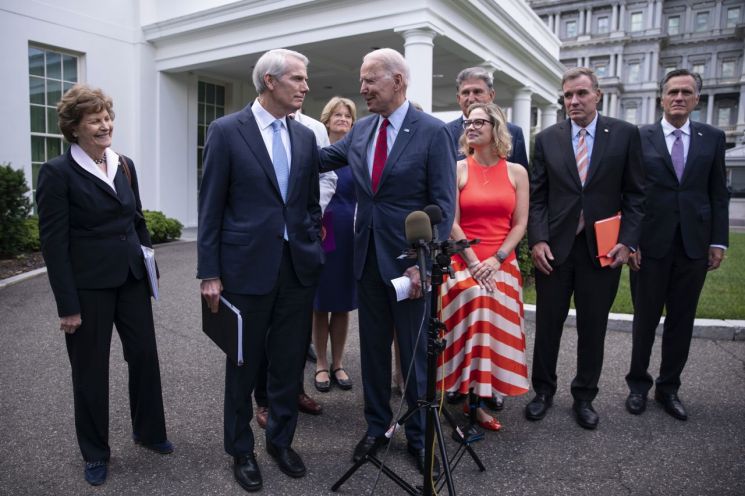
[431,407,457,495]
[330,454,371,492]
[441,407,486,471]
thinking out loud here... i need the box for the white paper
[219,295,244,366]
[141,245,159,300]
[391,275,412,302]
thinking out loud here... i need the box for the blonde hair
[319,97,357,132]
[459,103,512,158]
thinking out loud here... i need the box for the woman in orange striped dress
[439,102,530,431]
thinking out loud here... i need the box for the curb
[524,304,745,341]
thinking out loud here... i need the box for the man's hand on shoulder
[200,278,224,313]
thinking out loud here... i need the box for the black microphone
[423,204,442,241]
[404,211,431,296]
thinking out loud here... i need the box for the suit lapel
[377,106,417,193]
[584,115,609,186]
[558,120,582,189]
[67,150,120,202]
[354,117,378,197]
[682,121,703,184]
[647,122,677,180]
[286,118,303,202]
[235,105,283,200]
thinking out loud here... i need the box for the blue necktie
[271,120,290,201]
[671,129,685,182]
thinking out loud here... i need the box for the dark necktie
[671,129,685,182]
[371,118,390,192]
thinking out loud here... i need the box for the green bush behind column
[143,210,183,243]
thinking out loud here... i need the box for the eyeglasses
[462,118,493,130]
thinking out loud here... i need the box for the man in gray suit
[320,48,456,475]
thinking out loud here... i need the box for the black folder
[201,296,244,366]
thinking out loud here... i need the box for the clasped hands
[468,258,499,292]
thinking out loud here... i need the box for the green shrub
[23,216,40,252]
[143,210,183,244]
[516,236,534,285]
[0,163,33,257]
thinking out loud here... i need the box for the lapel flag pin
[604,128,609,133]
[697,132,703,136]
[403,128,410,133]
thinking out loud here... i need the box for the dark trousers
[532,232,622,402]
[626,230,708,395]
[223,244,315,456]
[66,272,167,462]
[358,239,428,449]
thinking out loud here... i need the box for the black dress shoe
[573,400,599,430]
[445,391,466,405]
[84,461,107,486]
[352,434,388,462]
[655,391,688,421]
[525,393,553,421]
[233,454,262,492]
[482,394,504,411]
[266,443,306,478]
[625,393,647,415]
[406,444,441,478]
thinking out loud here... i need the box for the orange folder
[594,212,621,267]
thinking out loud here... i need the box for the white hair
[252,48,309,94]
[363,48,409,86]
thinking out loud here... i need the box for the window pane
[198,125,205,147]
[32,163,41,191]
[598,17,609,33]
[30,106,45,133]
[207,104,216,122]
[718,108,731,127]
[198,81,206,102]
[628,64,640,83]
[46,51,62,80]
[631,12,643,31]
[216,85,225,106]
[29,76,44,105]
[722,61,735,78]
[695,12,709,31]
[624,107,637,124]
[64,81,74,93]
[31,135,46,162]
[727,8,740,28]
[668,16,680,34]
[566,20,577,38]
[692,64,705,76]
[47,79,62,106]
[47,107,59,134]
[216,106,225,118]
[63,55,77,82]
[29,48,45,77]
[46,137,61,158]
[198,103,205,124]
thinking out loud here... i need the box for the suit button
[120,235,126,240]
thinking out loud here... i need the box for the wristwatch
[495,250,508,263]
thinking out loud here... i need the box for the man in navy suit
[625,69,729,421]
[526,67,644,430]
[198,48,323,492]
[446,66,529,168]
[319,48,456,474]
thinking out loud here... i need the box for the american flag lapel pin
[697,132,703,136]
[403,128,410,133]
[604,128,609,133]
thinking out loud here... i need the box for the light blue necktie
[271,120,289,240]
[271,120,290,201]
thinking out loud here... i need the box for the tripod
[331,246,485,495]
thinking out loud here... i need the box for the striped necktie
[576,128,588,186]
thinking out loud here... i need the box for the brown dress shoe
[256,406,268,429]
[298,393,322,415]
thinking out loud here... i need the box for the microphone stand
[332,238,485,495]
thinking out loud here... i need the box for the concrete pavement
[1,240,743,495]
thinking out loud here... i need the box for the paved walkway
[1,241,743,495]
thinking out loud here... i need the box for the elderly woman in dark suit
[36,84,172,486]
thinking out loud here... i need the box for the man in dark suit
[198,48,323,492]
[526,67,645,430]
[446,66,529,168]
[319,48,456,474]
[625,69,728,421]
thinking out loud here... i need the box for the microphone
[423,204,442,241]
[405,211,433,245]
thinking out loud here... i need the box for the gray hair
[252,48,309,94]
[455,67,494,91]
[660,68,703,96]
[363,48,410,86]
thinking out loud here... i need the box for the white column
[647,96,655,123]
[643,54,650,82]
[650,51,659,81]
[713,1,722,32]
[513,88,533,158]
[736,85,745,128]
[542,103,561,129]
[616,53,624,75]
[647,1,654,29]
[706,94,716,125]
[685,5,694,32]
[609,93,618,118]
[611,5,618,31]
[655,0,663,28]
[602,93,609,114]
[553,14,560,35]
[641,97,648,124]
[586,8,593,34]
[579,9,585,35]
[577,57,582,67]
[398,28,436,113]
[547,15,554,32]
[619,4,626,31]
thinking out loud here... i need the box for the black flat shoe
[573,400,599,430]
[625,393,647,415]
[314,369,330,392]
[525,393,553,421]
[266,443,306,478]
[445,391,466,404]
[655,390,688,421]
[331,367,353,390]
[233,454,262,492]
[483,394,504,411]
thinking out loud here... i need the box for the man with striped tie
[526,67,645,429]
